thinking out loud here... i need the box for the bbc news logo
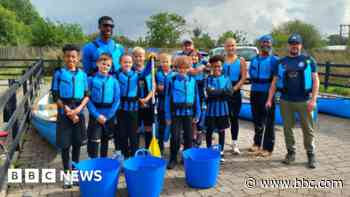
[8,169,102,183]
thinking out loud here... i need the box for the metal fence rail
[0,59,44,191]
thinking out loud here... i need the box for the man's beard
[260,46,271,54]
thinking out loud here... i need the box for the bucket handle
[211,144,222,152]
[135,148,150,157]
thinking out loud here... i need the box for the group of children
[51,38,247,188]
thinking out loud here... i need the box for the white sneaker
[63,172,72,189]
[220,151,225,163]
[232,144,241,155]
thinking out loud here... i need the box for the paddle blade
[148,136,161,158]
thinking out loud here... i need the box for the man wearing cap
[248,35,278,157]
[177,38,195,56]
[266,33,319,169]
[82,16,124,76]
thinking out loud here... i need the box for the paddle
[148,55,161,157]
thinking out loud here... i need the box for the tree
[193,27,202,38]
[217,30,248,46]
[271,20,325,49]
[327,34,347,45]
[115,35,135,47]
[31,19,86,47]
[192,33,215,50]
[0,5,31,46]
[0,0,41,25]
[270,32,289,48]
[145,12,186,48]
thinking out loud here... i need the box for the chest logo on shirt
[298,62,305,68]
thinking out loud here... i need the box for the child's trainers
[220,151,225,163]
[62,172,72,189]
[231,144,241,155]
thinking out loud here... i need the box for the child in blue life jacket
[87,53,120,159]
[51,44,89,189]
[156,53,175,153]
[189,50,208,146]
[132,47,156,148]
[115,54,154,157]
[165,56,201,169]
[205,55,233,163]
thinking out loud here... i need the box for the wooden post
[3,80,17,122]
[324,61,331,91]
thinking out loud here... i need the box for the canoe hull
[31,114,57,148]
[239,102,318,125]
[317,98,350,118]
[31,93,58,148]
[239,102,283,125]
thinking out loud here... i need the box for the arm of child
[164,79,172,124]
[106,80,121,120]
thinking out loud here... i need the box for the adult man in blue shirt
[266,33,319,169]
[248,35,278,157]
[82,16,124,76]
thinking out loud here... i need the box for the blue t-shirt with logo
[272,55,317,102]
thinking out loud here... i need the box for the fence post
[3,79,17,122]
[324,61,331,91]
[3,79,19,150]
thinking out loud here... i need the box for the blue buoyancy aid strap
[303,59,313,92]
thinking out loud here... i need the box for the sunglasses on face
[102,23,115,28]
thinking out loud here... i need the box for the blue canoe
[239,101,318,125]
[317,97,350,118]
[31,93,58,148]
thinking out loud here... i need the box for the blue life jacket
[92,40,123,74]
[90,74,116,107]
[223,58,241,84]
[170,75,196,109]
[206,75,230,116]
[116,70,139,101]
[276,58,313,93]
[57,68,86,100]
[249,55,273,84]
[207,75,229,93]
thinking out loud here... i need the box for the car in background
[209,46,259,79]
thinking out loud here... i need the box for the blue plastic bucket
[124,149,167,197]
[183,146,221,188]
[73,158,121,197]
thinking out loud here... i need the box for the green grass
[319,86,350,96]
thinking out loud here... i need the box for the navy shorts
[56,113,87,149]
[138,106,154,127]
[87,116,116,142]
[205,116,230,131]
